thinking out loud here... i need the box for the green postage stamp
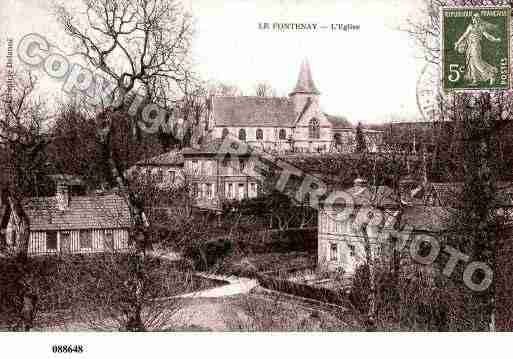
[441,6,511,91]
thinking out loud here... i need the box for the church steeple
[290,59,320,96]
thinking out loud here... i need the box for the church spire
[290,59,320,96]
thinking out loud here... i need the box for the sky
[0,0,427,125]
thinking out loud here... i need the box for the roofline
[215,125,294,128]
[134,161,183,167]
[30,226,131,232]
[182,151,252,157]
[212,95,291,100]
[289,90,321,96]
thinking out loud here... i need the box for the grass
[0,254,224,328]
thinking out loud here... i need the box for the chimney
[56,182,69,210]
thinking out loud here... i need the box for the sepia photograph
[1,0,512,357]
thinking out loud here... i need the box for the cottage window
[330,243,338,261]
[238,128,246,141]
[250,183,257,198]
[309,118,320,139]
[334,133,342,145]
[80,230,92,249]
[279,129,287,140]
[238,183,245,200]
[256,128,264,140]
[104,230,114,250]
[155,169,164,182]
[60,231,71,252]
[46,231,57,251]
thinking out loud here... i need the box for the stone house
[317,178,513,275]
[317,178,399,274]
[182,139,261,210]
[128,150,185,188]
[131,139,262,210]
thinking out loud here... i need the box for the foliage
[183,238,233,271]
[0,254,220,330]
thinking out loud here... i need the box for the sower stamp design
[441,6,511,91]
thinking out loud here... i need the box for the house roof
[401,206,453,232]
[325,114,353,129]
[425,182,513,207]
[182,138,254,157]
[322,183,398,208]
[290,59,320,95]
[212,96,296,127]
[22,194,131,231]
[48,174,85,186]
[345,185,398,207]
[136,150,184,166]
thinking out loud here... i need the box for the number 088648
[52,345,84,354]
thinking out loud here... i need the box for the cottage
[5,183,131,256]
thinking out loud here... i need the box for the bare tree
[0,70,50,330]
[254,81,276,97]
[406,0,511,331]
[54,0,195,331]
[208,81,243,97]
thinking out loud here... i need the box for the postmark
[441,6,511,92]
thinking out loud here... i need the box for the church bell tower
[289,59,321,116]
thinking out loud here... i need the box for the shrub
[183,238,233,271]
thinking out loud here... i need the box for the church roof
[325,114,353,129]
[290,59,320,96]
[212,96,296,127]
[136,150,184,166]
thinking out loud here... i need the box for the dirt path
[177,274,258,298]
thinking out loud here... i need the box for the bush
[183,238,233,271]
[349,263,468,331]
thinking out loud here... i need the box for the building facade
[129,150,185,189]
[182,140,261,209]
[131,140,262,210]
[5,182,131,256]
[317,178,513,275]
[317,179,398,274]
[207,60,382,153]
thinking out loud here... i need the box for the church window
[256,128,263,140]
[238,129,246,141]
[222,128,229,139]
[309,118,320,139]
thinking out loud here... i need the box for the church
[206,60,382,153]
